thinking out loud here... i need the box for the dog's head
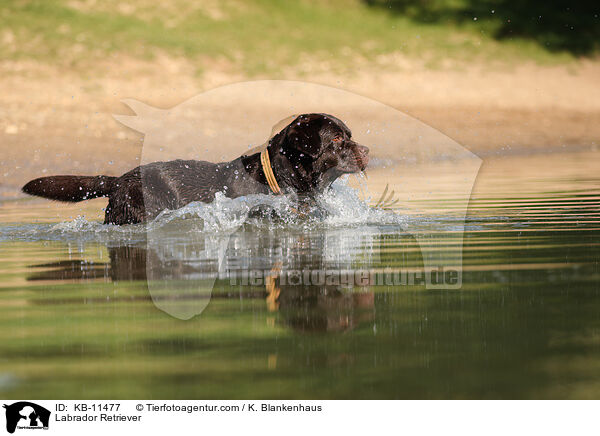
[268,113,369,192]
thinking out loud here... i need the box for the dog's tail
[22,175,117,202]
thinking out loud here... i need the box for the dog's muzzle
[355,144,370,171]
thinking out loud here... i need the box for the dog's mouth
[357,155,369,172]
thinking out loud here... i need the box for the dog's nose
[356,144,369,169]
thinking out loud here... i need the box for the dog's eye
[332,135,343,143]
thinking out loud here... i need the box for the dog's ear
[270,115,323,157]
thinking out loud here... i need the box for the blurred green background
[1,0,597,74]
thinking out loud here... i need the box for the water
[0,151,599,399]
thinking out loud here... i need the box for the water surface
[0,151,599,399]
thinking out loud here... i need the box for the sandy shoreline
[1,57,599,196]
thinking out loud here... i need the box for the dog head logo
[3,402,50,434]
[114,80,481,320]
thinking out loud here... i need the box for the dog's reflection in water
[27,245,149,282]
[27,229,377,333]
[263,262,374,333]
[271,284,374,333]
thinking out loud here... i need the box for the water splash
[0,179,408,243]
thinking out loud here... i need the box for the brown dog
[22,113,369,225]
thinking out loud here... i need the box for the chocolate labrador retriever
[22,113,369,225]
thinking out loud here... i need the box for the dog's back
[21,159,239,225]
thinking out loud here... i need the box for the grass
[0,0,577,77]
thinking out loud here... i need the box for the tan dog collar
[260,149,282,195]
